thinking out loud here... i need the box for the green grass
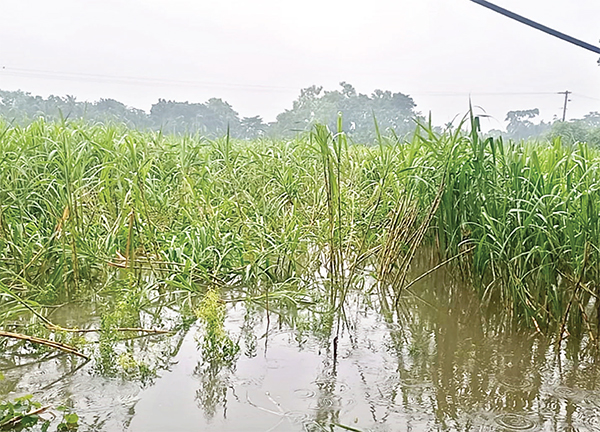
[0,116,599,341]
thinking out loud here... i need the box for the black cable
[469,0,600,55]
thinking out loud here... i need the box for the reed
[0,116,599,341]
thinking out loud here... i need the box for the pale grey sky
[1,0,599,129]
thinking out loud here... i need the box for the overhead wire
[1,68,585,99]
[2,67,598,114]
[571,93,600,103]
[469,0,600,56]
[410,91,559,97]
[0,66,296,92]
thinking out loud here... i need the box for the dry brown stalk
[46,325,171,335]
[0,404,51,429]
[401,246,476,293]
[394,180,445,295]
[558,243,589,349]
[126,207,135,269]
[377,198,418,283]
[0,330,89,360]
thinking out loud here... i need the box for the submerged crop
[1,115,600,430]
[0,115,599,359]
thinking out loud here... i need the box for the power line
[572,93,600,103]
[2,68,576,98]
[2,66,598,108]
[411,91,558,97]
[0,66,296,92]
[469,0,600,57]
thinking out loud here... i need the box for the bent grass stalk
[0,117,599,343]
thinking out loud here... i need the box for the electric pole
[558,90,571,122]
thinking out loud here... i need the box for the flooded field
[2,262,599,432]
[2,121,600,431]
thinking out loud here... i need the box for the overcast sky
[1,0,599,130]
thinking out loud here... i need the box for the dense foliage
[0,116,599,342]
[4,87,600,144]
[489,108,600,145]
[0,84,421,140]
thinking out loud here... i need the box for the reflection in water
[194,360,231,420]
[312,356,341,427]
[494,413,538,430]
[2,258,600,431]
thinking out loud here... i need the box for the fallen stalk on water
[0,404,51,429]
[331,423,364,432]
[46,325,172,334]
[402,245,476,293]
[0,330,88,360]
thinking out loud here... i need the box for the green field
[1,115,599,338]
[2,115,600,429]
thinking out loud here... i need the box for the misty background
[1,85,600,145]
[1,0,599,139]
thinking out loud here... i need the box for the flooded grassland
[2,255,600,432]
[1,120,600,430]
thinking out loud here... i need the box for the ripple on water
[234,377,262,387]
[551,385,582,401]
[579,412,600,431]
[336,382,351,394]
[400,377,432,389]
[494,414,539,431]
[310,395,342,410]
[344,398,356,408]
[584,392,600,408]
[284,411,310,423]
[294,389,316,399]
[497,375,535,392]
[77,382,140,414]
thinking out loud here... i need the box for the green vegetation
[0,84,420,140]
[0,114,600,360]
[4,87,600,145]
[0,394,78,431]
[549,111,600,146]
[0,395,49,431]
[490,108,600,145]
[196,289,239,364]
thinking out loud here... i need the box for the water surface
[2,264,600,431]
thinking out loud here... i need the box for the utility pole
[558,90,571,122]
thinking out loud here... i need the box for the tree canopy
[2,87,599,145]
[271,82,421,140]
[0,83,421,141]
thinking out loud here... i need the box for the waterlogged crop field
[1,118,600,431]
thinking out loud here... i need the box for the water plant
[195,289,239,364]
[0,394,78,432]
[0,395,49,431]
[1,115,600,354]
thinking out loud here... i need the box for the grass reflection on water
[1,259,599,431]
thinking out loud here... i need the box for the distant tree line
[0,91,150,130]
[1,86,599,144]
[270,82,421,141]
[0,83,422,141]
[488,108,600,145]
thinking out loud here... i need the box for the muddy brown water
[2,265,600,431]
